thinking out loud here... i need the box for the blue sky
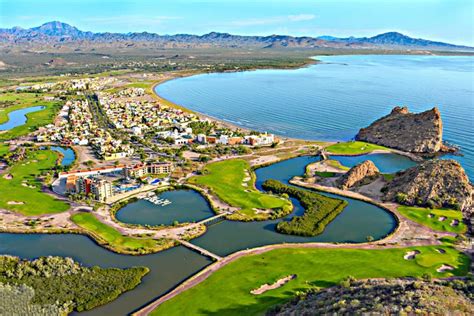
[1,0,473,46]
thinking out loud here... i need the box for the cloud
[230,14,315,27]
[288,14,316,22]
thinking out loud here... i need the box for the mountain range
[0,21,472,51]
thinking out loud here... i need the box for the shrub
[262,180,348,237]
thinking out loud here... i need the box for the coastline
[151,71,425,164]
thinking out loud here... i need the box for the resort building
[124,162,173,178]
[90,178,113,202]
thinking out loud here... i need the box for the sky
[1,0,473,46]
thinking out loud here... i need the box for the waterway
[0,154,397,315]
[155,55,474,179]
[190,155,397,256]
[0,106,45,130]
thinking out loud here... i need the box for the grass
[152,246,469,316]
[315,171,336,178]
[382,173,395,181]
[325,141,389,155]
[0,150,69,215]
[70,213,175,254]
[325,159,350,171]
[188,159,292,220]
[0,92,61,141]
[398,206,466,234]
[0,143,9,158]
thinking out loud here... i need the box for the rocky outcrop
[268,279,474,316]
[384,159,473,214]
[356,106,444,153]
[338,160,380,190]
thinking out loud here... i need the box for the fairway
[325,141,389,155]
[71,212,175,254]
[0,92,61,141]
[188,159,292,220]
[152,245,469,316]
[0,149,69,215]
[398,206,466,234]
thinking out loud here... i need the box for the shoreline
[150,67,426,165]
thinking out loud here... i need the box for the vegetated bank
[262,179,348,236]
[188,159,293,221]
[70,213,176,255]
[0,255,148,314]
[151,245,470,316]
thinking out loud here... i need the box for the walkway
[176,239,222,261]
[196,212,230,225]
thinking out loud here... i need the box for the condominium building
[90,178,113,202]
[124,162,173,178]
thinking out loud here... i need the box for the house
[207,136,217,144]
[197,134,207,144]
[228,136,243,145]
[218,135,228,145]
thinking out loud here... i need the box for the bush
[262,180,348,236]
[0,255,148,313]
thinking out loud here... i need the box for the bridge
[177,239,222,261]
[197,212,230,226]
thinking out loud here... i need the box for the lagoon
[191,155,397,256]
[0,154,397,314]
[156,55,474,179]
[116,190,214,226]
[0,106,44,130]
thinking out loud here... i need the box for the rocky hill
[337,160,379,189]
[268,278,473,315]
[1,21,472,51]
[356,106,446,153]
[384,159,473,213]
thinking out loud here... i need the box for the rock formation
[338,160,380,190]
[356,106,444,153]
[384,159,473,214]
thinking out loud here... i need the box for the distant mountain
[0,21,471,52]
[319,32,461,48]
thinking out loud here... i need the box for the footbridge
[197,212,231,226]
[177,239,222,261]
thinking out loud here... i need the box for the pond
[50,146,76,167]
[115,189,214,226]
[0,106,44,130]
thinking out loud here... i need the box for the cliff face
[338,160,380,190]
[356,106,443,153]
[384,159,473,213]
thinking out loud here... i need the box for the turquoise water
[156,55,474,179]
[331,153,417,173]
[116,190,214,226]
[0,106,44,130]
[50,146,75,166]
